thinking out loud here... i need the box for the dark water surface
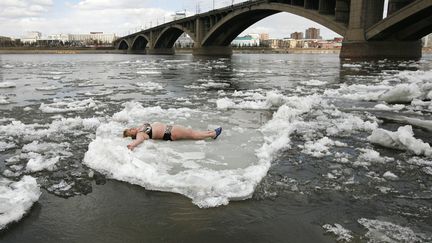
[1,53,432,242]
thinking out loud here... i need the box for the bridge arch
[153,25,196,49]
[131,34,150,50]
[117,39,130,50]
[201,3,348,47]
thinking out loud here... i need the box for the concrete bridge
[115,0,432,59]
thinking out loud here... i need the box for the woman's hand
[127,144,135,151]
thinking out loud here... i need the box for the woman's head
[123,128,138,139]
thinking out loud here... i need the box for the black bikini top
[138,123,153,139]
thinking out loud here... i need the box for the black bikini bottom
[163,125,173,141]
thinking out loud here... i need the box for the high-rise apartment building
[290,32,303,40]
[305,27,322,39]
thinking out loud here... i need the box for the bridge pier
[146,48,175,55]
[192,46,233,57]
[340,40,422,59]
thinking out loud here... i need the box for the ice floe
[358,218,429,242]
[84,90,113,96]
[0,82,16,88]
[0,95,10,105]
[301,79,327,86]
[0,141,15,152]
[133,82,163,91]
[35,85,61,91]
[368,125,432,157]
[322,223,353,242]
[379,83,423,104]
[26,153,59,172]
[136,70,161,75]
[84,101,266,208]
[39,98,98,113]
[216,91,286,110]
[0,176,41,230]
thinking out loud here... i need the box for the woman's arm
[127,132,148,150]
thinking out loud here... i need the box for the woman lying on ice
[123,122,223,151]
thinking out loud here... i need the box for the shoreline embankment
[0,47,431,55]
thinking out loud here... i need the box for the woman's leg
[171,125,216,141]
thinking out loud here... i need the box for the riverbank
[0,48,121,54]
[1,47,431,54]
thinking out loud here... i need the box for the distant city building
[68,32,116,45]
[231,34,260,47]
[46,34,69,43]
[423,33,432,47]
[265,37,342,49]
[290,32,303,40]
[259,33,269,41]
[172,11,186,21]
[21,31,42,44]
[266,38,298,49]
[305,27,322,39]
[175,33,194,48]
[0,36,15,47]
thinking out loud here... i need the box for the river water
[0,53,431,242]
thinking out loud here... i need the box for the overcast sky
[0,0,344,39]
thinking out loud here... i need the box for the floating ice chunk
[257,95,322,163]
[324,84,389,101]
[358,148,394,164]
[423,167,432,175]
[379,83,422,104]
[383,171,398,180]
[301,137,345,158]
[0,176,41,230]
[326,114,378,136]
[216,91,285,110]
[0,141,16,152]
[47,180,73,192]
[39,98,97,113]
[22,141,70,155]
[201,82,230,89]
[396,70,432,84]
[77,81,103,87]
[82,117,101,130]
[368,125,432,157]
[35,85,61,91]
[358,218,427,243]
[134,82,163,91]
[85,102,265,208]
[84,134,264,208]
[0,95,10,105]
[342,63,362,68]
[375,114,432,132]
[374,104,405,111]
[216,98,235,110]
[323,223,353,242]
[112,102,195,124]
[84,90,113,96]
[0,82,16,88]
[301,79,327,86]
[407,157,432,167]
[26,152,59,172]
[136,70,161,75]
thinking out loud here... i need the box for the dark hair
[123,129,136,139]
